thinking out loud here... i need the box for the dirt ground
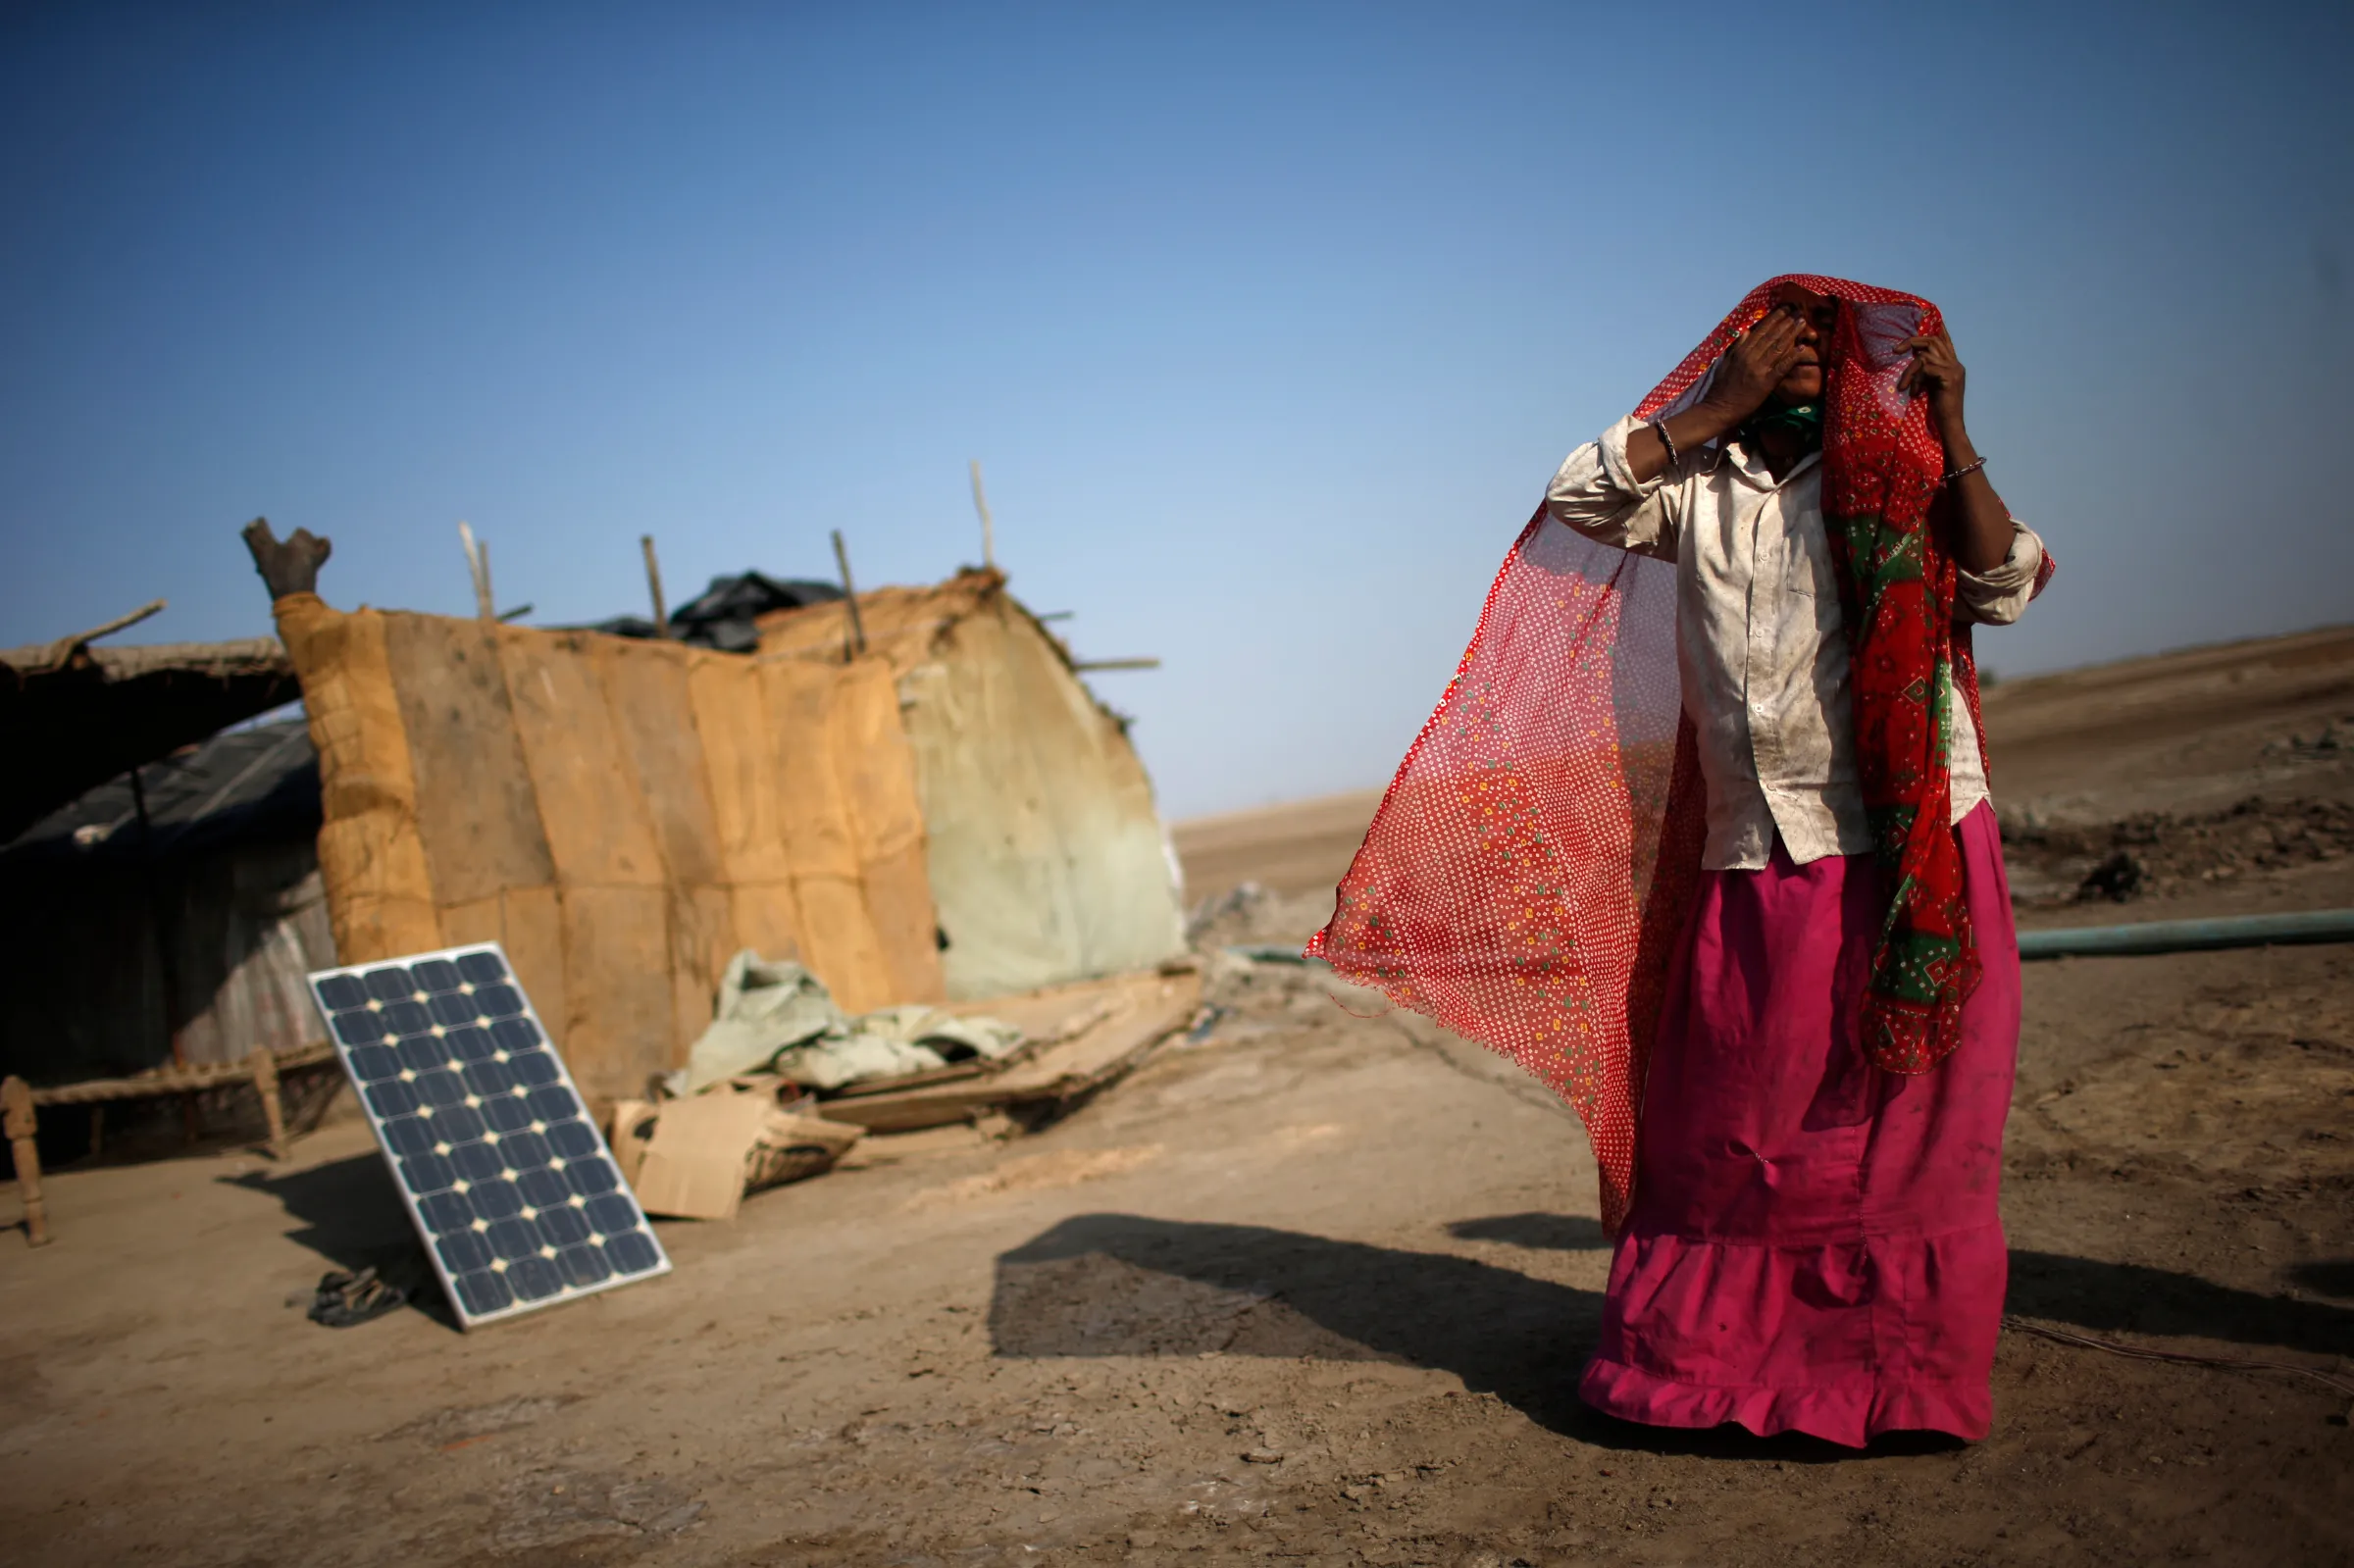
[4,627,2352,1567]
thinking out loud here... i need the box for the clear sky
[4,2,2349,819]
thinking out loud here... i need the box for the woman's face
[1767,291,1839,406]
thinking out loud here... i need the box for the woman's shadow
[989,1210,2354,1457]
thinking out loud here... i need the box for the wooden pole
[830,530,867,660]
[458,522,495,623]
[129,764,199,1144]
[4,1077,48,1247]
[969,460,996,571]
[247,1046,286,1161]
[35,599,167,670]
[640,534,672,636]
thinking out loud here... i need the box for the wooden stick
[969,460,996,570]
[458,522,495,623]
[830,530,868,660]
[128,768,192,1081]
[640,534,672,636]
[247,1046,286,1161]
[240,518,332,600]
[4,1077,49,1247]
[1072,657,1162,672]
[36,599,168,668]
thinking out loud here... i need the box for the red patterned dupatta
[1307,275,2052,1233]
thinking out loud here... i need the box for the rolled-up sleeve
[1546,415,1681,561]
[1955,522,2046,626]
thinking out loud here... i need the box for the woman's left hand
[1897,331,1968,431]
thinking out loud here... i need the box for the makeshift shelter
[0,629,299,844]
[260,561,1187,1105]
[0,719,333,1087]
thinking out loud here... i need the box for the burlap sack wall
[271,591,944,1103]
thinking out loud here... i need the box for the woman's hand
[1700,306,1809,422]
[1903,328,2012,573]
[1898,330,1969,436]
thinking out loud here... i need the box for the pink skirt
[1578,803,2021,1446]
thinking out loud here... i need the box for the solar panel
[306,942,671,1328]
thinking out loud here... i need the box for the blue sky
[4,2,2349,818]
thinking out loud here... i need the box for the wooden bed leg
[3,1078,50,1247]
[247,1047,286,1161]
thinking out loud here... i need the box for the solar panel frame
[306,941,672,1328]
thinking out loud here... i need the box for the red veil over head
[1306,275,2052,1234]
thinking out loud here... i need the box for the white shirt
[1546,415,2046,872]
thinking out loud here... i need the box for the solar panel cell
[447,1026,497,1063]
[499,1130,553,1171]
[509,1256,564,1301]
[449,1139,504,1183]
[383,1116,435,1156]
[547,1120,601,1160]
[347,1043,400,1082]
[332,1009,388,1046]
[475,985,524,1018]
[482,1092,534,1134]
[462,1058,513,1095]
[489,1017,541,1053]
[456,950,508,986]
[316,974,368,1011]
[365,1079,420,1119]
[471,1179,525,1221]
[538,1204,592,1248]
[454,1271,513,1316]
[428,990,481,1027]
[486,1218,540,1260]
[516,1166,570,1211]
[383,999,433,1035]
[412,958,464,991]
[565,1159,621,1198]
[558,1244,612,1288]
[513,1052,562,1088]
[364,966,417,1001]
[416,1069,469,1108]
[432,1104,486,1144]
[603,1231,661,1274]
[585,1193,639,1235]
[399,1152,457,1193]
[435,1230,493,1274]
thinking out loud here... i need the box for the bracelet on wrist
[1942,455,1987,485]
[1650,418,1680,474]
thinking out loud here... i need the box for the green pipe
[1233,910,2354,967]
[2018,908,2354,960]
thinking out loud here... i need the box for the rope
[2004,1313,2354,1398]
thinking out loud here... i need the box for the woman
[1310,276,2050,1446]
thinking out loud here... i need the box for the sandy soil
[3,629,2352,1567]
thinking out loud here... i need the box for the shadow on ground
[991,1212,2354,1455]
[224,1154,453,1329]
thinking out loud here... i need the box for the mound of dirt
[2003,795,2354,905]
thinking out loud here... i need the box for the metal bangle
[1942,456,1988,485]
[1651,418,1680,474]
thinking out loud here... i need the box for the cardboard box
[609,1086,862,1221]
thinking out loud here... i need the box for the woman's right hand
[1702,306,1808,421]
